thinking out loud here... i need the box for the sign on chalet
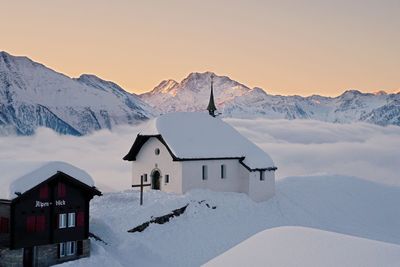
[0,161,101,267]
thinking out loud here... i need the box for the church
[124,77,277,202]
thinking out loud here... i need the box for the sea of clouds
[0,118,399,192]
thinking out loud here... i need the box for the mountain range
[142,72,400,126]
[0,51,154,135]
[0,51,399,135]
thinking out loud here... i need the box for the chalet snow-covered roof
[124,112,276,171]
[0,161,95,200]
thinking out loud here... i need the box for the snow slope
[0,51,154,135]
[57,174,400,267]
[204,226,400,267]
[140,72,400,126]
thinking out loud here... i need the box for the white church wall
[181,159,248,194]
[131,137,275,202]
[248,170,275,202]
[132,137,183,194]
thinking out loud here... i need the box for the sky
[1,0,399,96]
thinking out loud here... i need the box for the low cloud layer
[228,118,400,186]
[0,119,399,192]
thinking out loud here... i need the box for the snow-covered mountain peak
[140,72,400,126]
[0,52,154,135]
[151,79,179,95]
[140,71,253,113]
[338,89,364,99]
[372,90,388,96]
[76,74,131,96]
[250,87,268,96]
[0,51,62,78]
[2,51,400,135]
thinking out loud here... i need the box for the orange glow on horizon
[1,1,399,96]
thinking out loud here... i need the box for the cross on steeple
[207,74,217,117]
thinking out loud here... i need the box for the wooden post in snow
[132,175,151,205]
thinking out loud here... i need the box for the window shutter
[0,217,9,233]
[26,216,36,233]
[58,183,66,198]
[54,214,59,229]
[77,212,85,227]
[39,185,49,199]
[36,215,45,232]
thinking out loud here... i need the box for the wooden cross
[132,175,151,205]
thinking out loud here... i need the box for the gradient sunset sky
[1,0,399,96]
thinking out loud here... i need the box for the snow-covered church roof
[0,161,95,200]
[124,112,276,171]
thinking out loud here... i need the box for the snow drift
[204,226,400,267]
[57,174,400,267]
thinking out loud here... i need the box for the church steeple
[207,74,217,117]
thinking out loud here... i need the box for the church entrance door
[151,170,161,190]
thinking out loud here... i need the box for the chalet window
[36,215,45,232]
[58,182,66,198]
[155,148,160,155]
[165,174,170,184]
[260,171,265,181]
[26,216,36,233]
[58,241,77,258]
[0,217,9,233]
[202,165,208,180]
[77,211,85,227]
[39,184,49,199]
[59,242,66,258]
[67,241,76,256]
[221,165,226,179]
[59,213,67,229]
[68,213,76,228]
[144,174,148,182]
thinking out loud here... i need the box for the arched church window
[155,148,160,155]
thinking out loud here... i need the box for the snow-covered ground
[57,174,400,267]
[204,226,400,267]
[0,118,399,266]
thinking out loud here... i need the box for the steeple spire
[207,74,217,117]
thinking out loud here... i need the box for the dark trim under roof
[123,134,177,161]
[123,134,278,172]
[8,171,102,201]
